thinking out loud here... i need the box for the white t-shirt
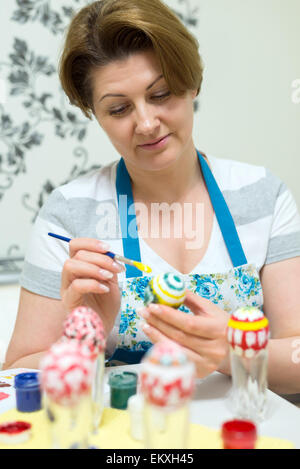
[20,154,300,298]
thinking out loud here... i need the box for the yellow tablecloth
[0,407,294,449]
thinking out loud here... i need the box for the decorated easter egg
[227,306,270,358]
[144,272,186,308]
[40,341,94,406]
[62,306,106,359]
[140,340,195,408]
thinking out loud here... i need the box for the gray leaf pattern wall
[0,0,199,283]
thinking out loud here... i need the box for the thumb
[184,290,211,316]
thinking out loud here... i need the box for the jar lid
[14,372,40,389]
[221,419,257,449]
[108,371,137,389]
[127,393,144,411]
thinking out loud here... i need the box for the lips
[139,135,169,146]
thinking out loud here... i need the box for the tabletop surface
[1,365,300,449]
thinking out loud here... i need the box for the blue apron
[109,150,262,364]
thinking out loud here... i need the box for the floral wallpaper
[0,0,199,283]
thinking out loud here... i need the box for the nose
[134,103,160,135]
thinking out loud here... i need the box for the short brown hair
[59,0,204,119]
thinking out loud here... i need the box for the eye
[109,106,128,116]
[108,91,171,116]
[152,91,171,100]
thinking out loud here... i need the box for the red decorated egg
[140,340,195,408]
[40,341,94,406]
[227,307,270,358]
[62,306,106,359]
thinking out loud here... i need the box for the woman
[4,0,300,395]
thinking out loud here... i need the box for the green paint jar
[108,371,138,410]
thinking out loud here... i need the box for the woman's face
[92,50,197,173]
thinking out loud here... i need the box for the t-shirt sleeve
[265,172,300,265]
[19,189,75,299]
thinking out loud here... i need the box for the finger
[143,311,228,368]
[139,303,217,339]
[142,324,209,378]
[141,308,210,348]
[141,322,169,344]
[184,291,227,322]
[62,278,110,312]
[70,250,124,274]
[175,344,215,379]
[69,237,110,257]
[68,238,125,272]
[184,290,212,316]
[61,258,117,292]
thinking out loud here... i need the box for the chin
[134,142,182,169]
[139,153,179,172]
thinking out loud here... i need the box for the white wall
[193,0,300,203]
[0,285,20,369]
[0,0,299,366]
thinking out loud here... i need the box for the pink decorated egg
[227,307,270,358]
[40,341,94,406]
[140,341,195,408]
[62,306,106,359]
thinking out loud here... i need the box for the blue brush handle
[47,232,116,259]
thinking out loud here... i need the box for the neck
[126,146,203,204]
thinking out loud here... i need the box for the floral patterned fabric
[116,263,263,352]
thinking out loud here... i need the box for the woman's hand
[60,238,123,335]
[139,290,230,378]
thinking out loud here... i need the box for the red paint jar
[221,419,257,449]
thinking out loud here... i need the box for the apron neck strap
[116,158,142,277]
[116,151,247,278]
[197,150,247,267]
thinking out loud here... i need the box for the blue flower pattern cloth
[116,263,263,352]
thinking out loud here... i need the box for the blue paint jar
[14,372,41,412]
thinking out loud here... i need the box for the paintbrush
[47,232,152,274]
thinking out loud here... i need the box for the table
[1,365,300,448]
